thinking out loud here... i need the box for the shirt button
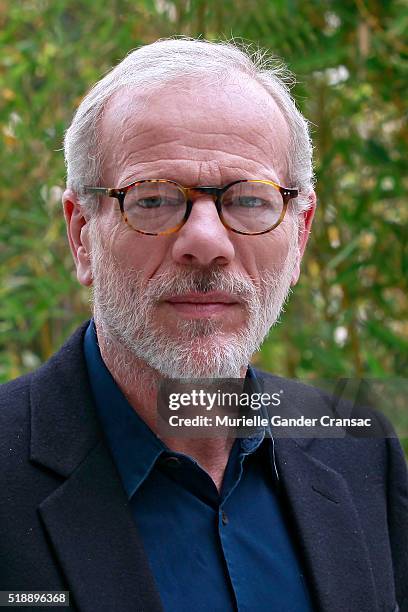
[162,456,181,467]
[221,510,229,526]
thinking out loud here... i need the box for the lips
[163,292,241,318]
[165,291,240,305]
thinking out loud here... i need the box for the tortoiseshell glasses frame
[84,178,299,236]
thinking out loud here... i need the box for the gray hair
[64,37,314,216]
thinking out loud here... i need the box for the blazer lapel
[273,437,378,612]
[38,440,162,612]
[30,322,162,612]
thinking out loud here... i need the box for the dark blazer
[0,322,407,612]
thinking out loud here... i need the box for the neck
[96,324,239,490]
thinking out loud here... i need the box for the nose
[171,196,235,267]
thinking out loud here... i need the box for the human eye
[234,196,268,208]
[136,196,163,208]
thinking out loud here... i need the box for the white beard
[89,218,299,380]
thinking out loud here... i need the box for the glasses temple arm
[84,186,116,196]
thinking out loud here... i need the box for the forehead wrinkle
[118,153,281,174]
[118,145,278,167]
[112,130,284,171]
[117,158,282,188]
[119,123,281,164]
[197,160,222,184]
[111,148,285,189]
[116,124,276,154]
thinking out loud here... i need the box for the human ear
[290,190,317,286]
[62,189,93,287]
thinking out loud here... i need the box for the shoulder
[0,320,90,458]
[253,367,407,479]
[0,374,33,483]
[0,372,32,420]
[0,320,89,400]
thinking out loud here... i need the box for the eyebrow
[116,168,281,190]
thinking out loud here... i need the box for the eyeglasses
[84,178,298,236]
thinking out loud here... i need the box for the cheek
[111,230,172,278]
[235,225,294,276]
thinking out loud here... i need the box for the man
[0,38,406,612]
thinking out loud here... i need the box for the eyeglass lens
[123,181,284,234]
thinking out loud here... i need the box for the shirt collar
[84,319,265,499]
[84,320,165,499]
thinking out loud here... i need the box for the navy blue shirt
[84,320,313,611]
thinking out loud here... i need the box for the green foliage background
[0,0,407,442]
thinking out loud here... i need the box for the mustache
[141,267,260,304]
